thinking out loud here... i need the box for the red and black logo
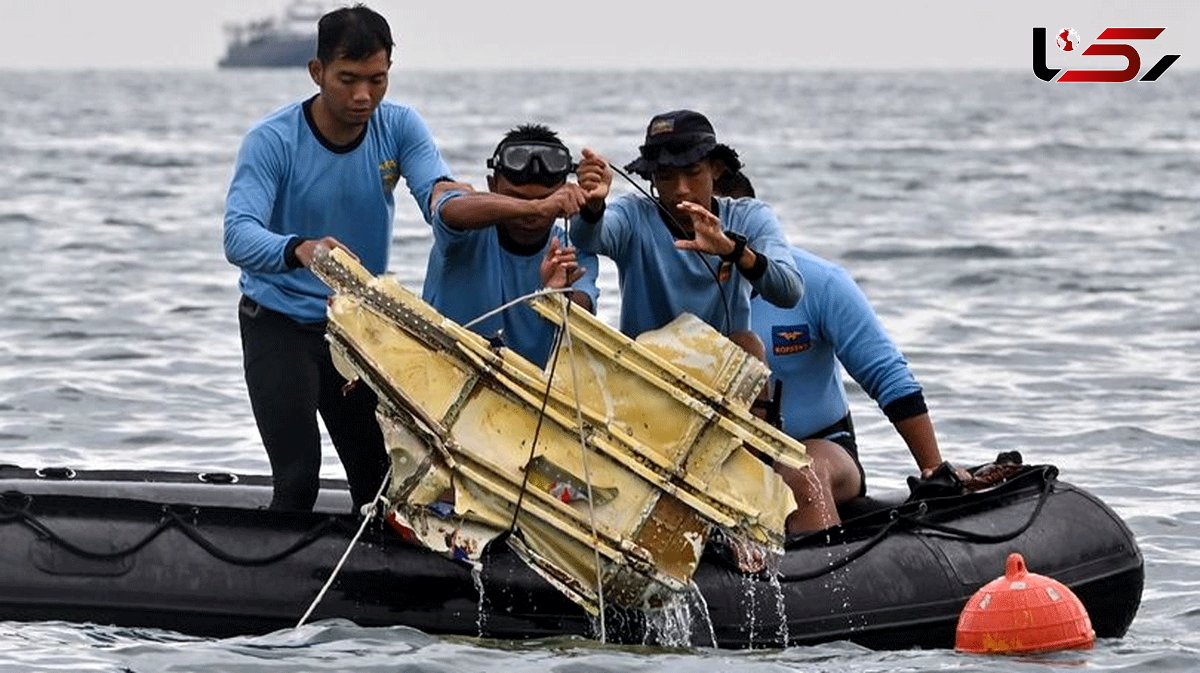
[1033,27,1180,83]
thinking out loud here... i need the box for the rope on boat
[296,470,392,628]
[559,295,607,642]
[506,325,564,533]
[480,272,609,641]
[0,496,342,565]
[462,284,580,531]
[463,287,576,330]
[890,467,1056,543]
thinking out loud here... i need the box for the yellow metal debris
[312,247,808,613]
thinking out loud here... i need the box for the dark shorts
[805,413,867,497]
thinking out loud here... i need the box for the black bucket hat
[624,109,740,179]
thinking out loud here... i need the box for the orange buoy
[955,552,1095,654]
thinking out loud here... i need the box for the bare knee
[774,461,839,533]
[773,439,864,534]
[804,439,863,505]
[775,463,821,506]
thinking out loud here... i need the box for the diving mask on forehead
[487,141,576,186]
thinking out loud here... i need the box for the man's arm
[738,204,802,308]
[431,179,475,205]
[440,185,587,231]
[820,263,952,476]
[894,412,943,475]
[393,107,454,224]
[568,148,614,254]
[540,238,600,313]
[223,131,292,273]
[675,201,803,308]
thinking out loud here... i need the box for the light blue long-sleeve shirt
[571,194,802,337]
[752,248,923,440]
[223,96,451,322]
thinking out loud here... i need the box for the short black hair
[316,4,394,64]
[710,145,754,198]
[715,170,755,198]
[491,123,566,157]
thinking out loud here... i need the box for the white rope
[462,287,575,330]
[559,297,607,642]
[296,471,392,628]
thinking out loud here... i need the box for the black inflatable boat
[0,462,1141,649]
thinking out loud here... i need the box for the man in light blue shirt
[571,110,802,342]
[718,170,960,533]
[223,6,455,512]
[569,111,814,533]
[423,124,600,366]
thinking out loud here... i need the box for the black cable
[893,467,1055,544]
[507,322,566,533]
[774,467,1055,582]
[0,499,344,567]
[775,518,901,582]
[166,511,344,566]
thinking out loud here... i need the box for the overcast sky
[0,0,1194,71]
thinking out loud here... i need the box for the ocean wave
[0,212,40,225]
[102,216,155,229]
[843,243,1016,261]
[107,152,200,169]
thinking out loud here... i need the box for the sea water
[1,69,1198,672]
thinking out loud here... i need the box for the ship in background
[218,1,336,68]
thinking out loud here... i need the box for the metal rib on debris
[311,247,804,613]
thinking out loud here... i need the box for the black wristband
[284,237,306,270]
[742,247,769,281]
[720,232,748,262]
[580,202,606,224]
[882,391,928,423]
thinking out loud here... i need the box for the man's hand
[535,183,588,220]
[576,148,612,210]
[673,201,737,256]
[540,236,585,289]
[296,236,356,268]
[920,462,972,483]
